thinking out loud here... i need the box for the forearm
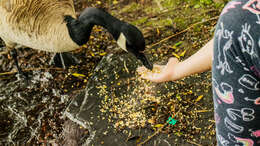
[172,38,213,80]
[137,38,214,82]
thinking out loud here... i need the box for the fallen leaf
[155,124,164,128]
[148,119,155,124]
[99,52,107,56]
[72,73,86,78]
[172,52,180,59]
[174,41,183,47]
[179,50,186,57]
[195,95,204,102]
[156,28,160,36]
[113,0,118,4]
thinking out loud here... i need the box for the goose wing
[0,0,76,35]
[0,0,79,52]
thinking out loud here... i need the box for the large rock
[65,52,215,146]
[64,53,177,146]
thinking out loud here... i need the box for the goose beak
[137,53,153,70]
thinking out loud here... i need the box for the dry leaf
[179,50,186,57]
[154,124,164,128]
[195,95,204,102]
[72,73,86,78]
[172,52,180,59]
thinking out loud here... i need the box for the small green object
[167,117,177,125]
[174,41,183,47]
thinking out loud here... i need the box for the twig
[186,100,204,109]
[194,109,212,113]
[123,61,129,73]
[0,51,8,55]
[147,16,219,49]
[137,108,182,146]
[0,67,63,76]
[187,140,202,146]
[208,120,215,123]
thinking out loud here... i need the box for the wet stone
[0,71,71,145]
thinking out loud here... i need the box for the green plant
[200,0,213,5]
[194,0,213,8]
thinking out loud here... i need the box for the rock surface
[65,52,215,145]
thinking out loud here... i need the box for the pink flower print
[222,1,242,15]
[252,130,260,137]
[235,137,254,146]
[214,83,234,104]
[243,0,260,24]
[243,0,260,14]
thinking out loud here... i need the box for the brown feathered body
[0,0,79,52]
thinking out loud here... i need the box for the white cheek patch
[117,33,128,52]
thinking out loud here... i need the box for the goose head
[116,23,153,70]
[64,7,153,70]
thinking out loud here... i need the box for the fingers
[136,57,180,83]
[142,73,167,83]
[167,57,179,66]
[137,65,163,75]
[137,69,162,82]
[137,65,168,83]
[169,57,179,62]
[136,66,147,74]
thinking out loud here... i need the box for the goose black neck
[64,15,93,46]
[79,8,123,40]
[65,8,124,46]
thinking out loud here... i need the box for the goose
[0,0,153,75]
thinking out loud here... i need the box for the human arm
[137,38,214,82]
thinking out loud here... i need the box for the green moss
[174,17,188,29]
[132,17,148,25]
[144,6,161,14]
[144,18,173,28]
[159,18,173,26]
[160,0,178,9]
[193,24,202,32]
[119,3,141,14]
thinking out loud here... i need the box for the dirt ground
[0,0,225,145]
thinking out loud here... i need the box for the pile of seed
[97,74,157,129]
[93,62,216,145]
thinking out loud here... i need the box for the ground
[0,0,226,145]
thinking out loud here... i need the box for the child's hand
[137,57,180,83]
